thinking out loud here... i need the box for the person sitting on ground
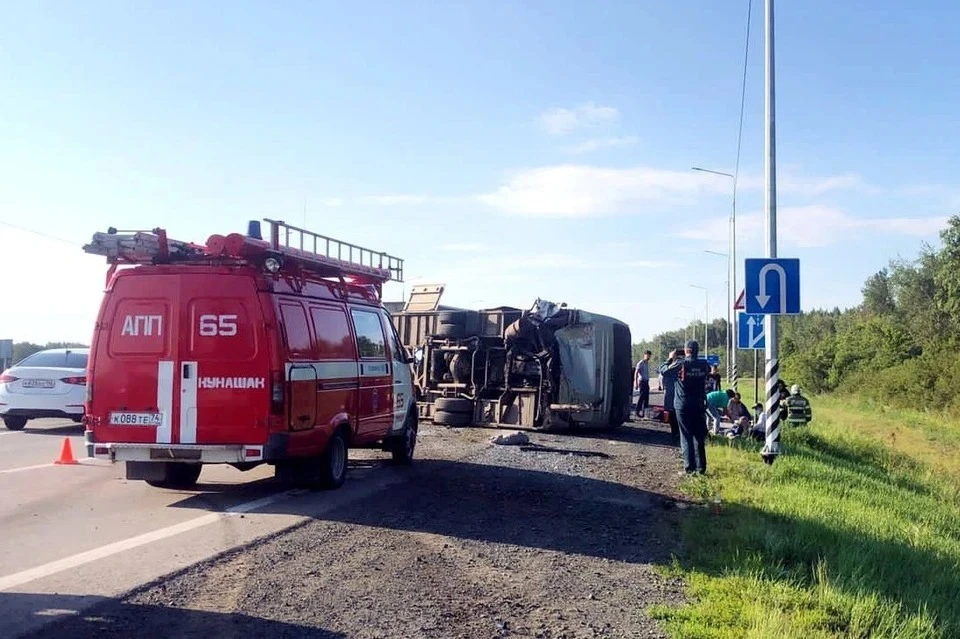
[750,402,767,441]
[705,388,735,434]
[784,384,813,427]
[725,392,752,430]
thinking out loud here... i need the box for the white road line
[0,492,290,592]
[0,463,55,474]
[0,431,24,436]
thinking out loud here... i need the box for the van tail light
[61,376,87,385]
[0,374,17,384]
[86,377,94,402]
[270,370,284,415]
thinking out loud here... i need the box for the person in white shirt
[634,350,652,418]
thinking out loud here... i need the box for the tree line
[634,214,960,412]
[5,342,88,365]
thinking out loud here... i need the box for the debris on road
[491,431,530,446]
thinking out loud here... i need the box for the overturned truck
[390,285,634,431]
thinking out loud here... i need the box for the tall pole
[704,290,709,356]
[761,0,780,465]
[731,196,739,393]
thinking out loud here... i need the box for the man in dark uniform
[666,339,712,475]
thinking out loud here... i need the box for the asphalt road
[0,419,422,638]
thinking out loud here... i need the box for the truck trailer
[390,285,633,431]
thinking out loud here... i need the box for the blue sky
[1,1,958,345]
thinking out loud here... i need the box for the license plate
[109,412,163,426]
[22,378,56,389]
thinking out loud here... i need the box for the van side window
[280,303,314,360]
[310,307,356,359]
[350,309,386,359]
[381,312,406,363]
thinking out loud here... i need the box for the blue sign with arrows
[744,258,801,315]
[738,312,766,350]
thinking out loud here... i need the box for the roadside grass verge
[650,395,960,638]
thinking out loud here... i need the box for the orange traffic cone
[54,437,79,465]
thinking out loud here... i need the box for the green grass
[650,394,960,638]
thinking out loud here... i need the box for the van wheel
[3,416,27,431]
[389,414,418,465]
[316,428,349,490]
[145,463,202,489]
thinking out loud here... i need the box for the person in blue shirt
[657,347,684,446]
[662,339,712,475]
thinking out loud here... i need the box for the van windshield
[18,350,89,369]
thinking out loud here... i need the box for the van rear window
[310,307,356,359]
[109,300,169,356]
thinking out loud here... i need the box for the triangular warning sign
[734,289,745,310]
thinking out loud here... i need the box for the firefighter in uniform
[783,384,812,426]
[663,340,712,475]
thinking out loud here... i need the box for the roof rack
[82,220,404,288]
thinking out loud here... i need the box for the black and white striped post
[760,0,781,465]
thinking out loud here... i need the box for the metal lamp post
[689,285,709,356]
[703,249,730,381]
[692,166,739,391]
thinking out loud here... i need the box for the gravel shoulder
[26,409,689,639]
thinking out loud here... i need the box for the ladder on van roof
[82,219,404,289]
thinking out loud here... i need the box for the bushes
[840,352,960,413]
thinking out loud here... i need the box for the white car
[0,348,89,430]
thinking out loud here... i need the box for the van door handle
[182,364,191,379]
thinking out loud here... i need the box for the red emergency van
[81,219,417,490]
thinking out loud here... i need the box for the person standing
[784,384,813,426]
[671,340,712,475]
[658,347,684,446]
[634,350,652,418]
[705,365,722,393]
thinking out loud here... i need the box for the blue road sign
[738,312,766,349]
[706,354,720,366]
[744,258,801,315]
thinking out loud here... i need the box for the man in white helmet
[784,383,812,427]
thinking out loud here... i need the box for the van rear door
[92,273,180,444]
[180,274,270,445]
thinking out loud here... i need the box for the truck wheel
[434,397,473,413]
[389,413,418,465]
[316,428,349,490]
[433,410,471,427]
[435,322,464,338]
[146,463,202,489]
[437,310,465,325]
[3,416,27,431]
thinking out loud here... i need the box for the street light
[703,249,732,381]
[679,307,696,342]
[689,284,708,356]
[693,165,739,390]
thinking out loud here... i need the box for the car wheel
[390,413,418,465]
[145,463,202,489]
[316,428,349,490]
[3,416,27,431]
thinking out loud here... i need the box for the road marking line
[0,492,290,592]
[0,463,55,474]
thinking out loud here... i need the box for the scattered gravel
[27,404,689,639]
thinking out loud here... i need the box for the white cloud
[440,242,487,252]
[565,136,639,155]
[320,198,343,207]
[478,164,730,217]
[675,205,949,248]
[537,102,619,136]
[358,195,431,205]
[735,172,880,197]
